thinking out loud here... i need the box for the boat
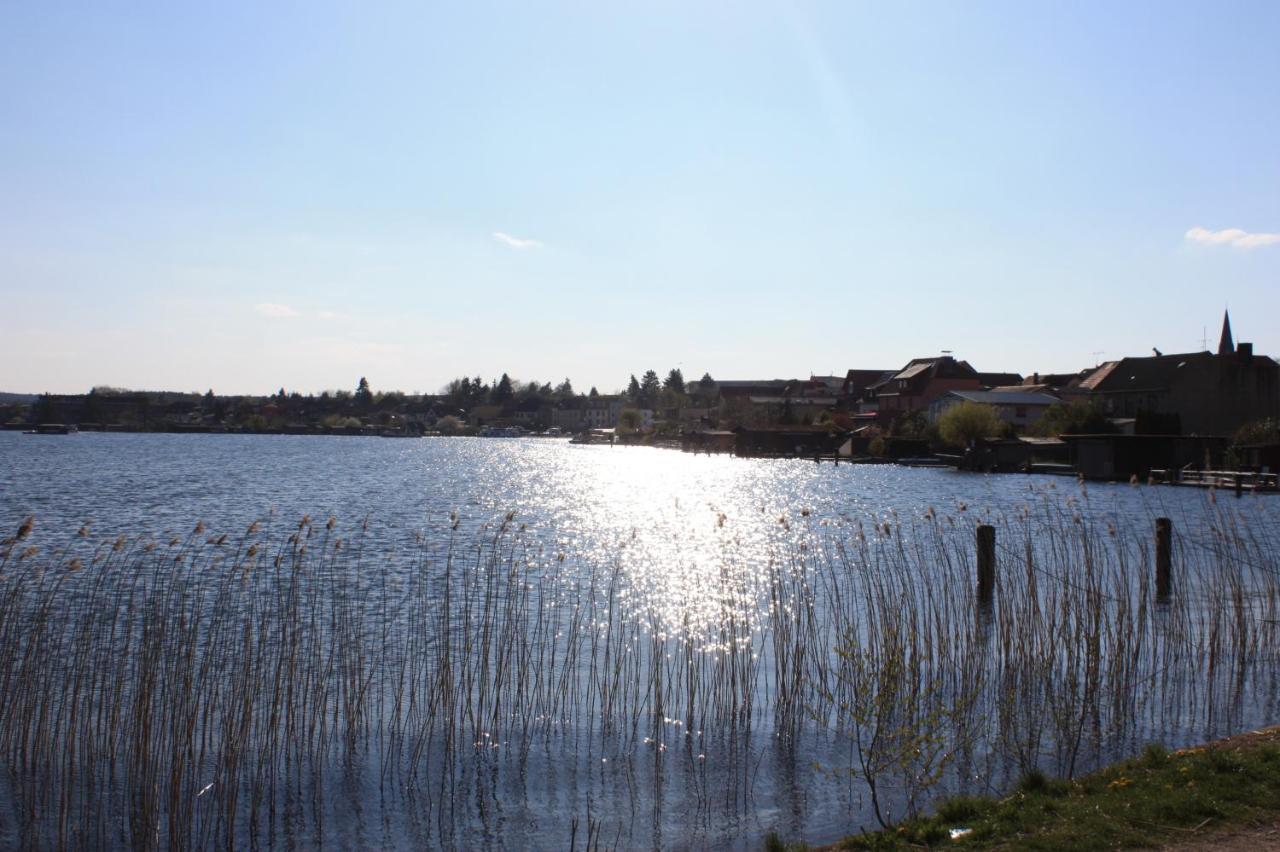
[479,426,526,438]
[24,423,78,435]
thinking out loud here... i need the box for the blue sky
[2,1,1277,395]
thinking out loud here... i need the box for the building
[549,396,648,431]
[868,356,1023,418]
[928,389,1061,431]
[840,369,895,408]
[733,425,847,457]
[1070,312,1279,435]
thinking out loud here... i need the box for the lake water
[2,433,1278,849]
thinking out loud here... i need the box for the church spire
[1217,309,1234,355]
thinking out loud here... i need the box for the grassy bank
[820,726,1280,850]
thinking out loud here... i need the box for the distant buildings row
[6,312,1277,443]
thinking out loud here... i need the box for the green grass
[835,735,1280,850]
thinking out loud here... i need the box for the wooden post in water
[976,524,996,603]
[1235,474,1243,498]
[1155,517,1172,600]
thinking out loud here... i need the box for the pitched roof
[895,362,935,380]
[945,390,1060,406]
[1078,353,1212,392]
[977,372,1024,387]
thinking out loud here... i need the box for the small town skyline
[2,308,1266,399]
[10,310,1273,450]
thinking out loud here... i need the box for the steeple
[1217,310,1234,355]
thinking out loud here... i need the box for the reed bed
[0,490,1277,848]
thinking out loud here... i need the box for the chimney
[1238,342,1253,362]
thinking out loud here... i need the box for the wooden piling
[1155,517,1172,600]
[977,524,995,603]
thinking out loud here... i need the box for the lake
[2,433,1278,849]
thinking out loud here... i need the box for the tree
[617,409,643,433]
[626,375,641,404]
[1031,401,1115,437]
[890,410,929,438]
[639,370,661,407]
[657,387,687,413]
[470,376,489,407]
[663,368,685,394]
[355,377,373,409]
[699,372,715,389]
[31,393,54,424]
[451,377,471,407]
[554,377,574,398]
[937,401,1003,448]
[1235,417,1280,446]
[588,386,599,397]
[493,373,514,404]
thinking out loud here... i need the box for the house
[578,395,627,429]
[744,395,838,424]
[869,356,1022,419]
[928,389,1060,431]
[1068,312,1279,435]
[681,429,737,454]
[713,380,794,400]
[1064,434,1227,480]
[733,425,848,458]
[840,369,895,408]
[510,397,552,428]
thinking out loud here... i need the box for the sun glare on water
[480,442,810,647]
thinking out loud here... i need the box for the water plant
[0,490,1275,848]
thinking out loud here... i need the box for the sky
[2,1,1278,396]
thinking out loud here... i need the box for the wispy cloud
[253,302,300,318]
[1185,226,1280,249]
[492,231,543,250]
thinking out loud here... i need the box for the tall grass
[0,490,1277,847]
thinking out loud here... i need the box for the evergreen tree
[663,368,685,394]
[493,373,514,404]
[355,377,373,409]
[640,370,662,406]
[699,372,715,389]
[626,374,641,404]
[470,376,489,406]
[554,378,574,398]
[589,386,599,397]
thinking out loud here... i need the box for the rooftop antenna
[941,349,953,356]
[1090,350,1104,366]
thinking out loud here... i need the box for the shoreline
[803,725,1280,851]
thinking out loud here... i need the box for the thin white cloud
[253,302,300,318]
[493,231,543,250]
[1185,226,1280,249]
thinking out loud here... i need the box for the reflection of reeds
[0,496,1277,847]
